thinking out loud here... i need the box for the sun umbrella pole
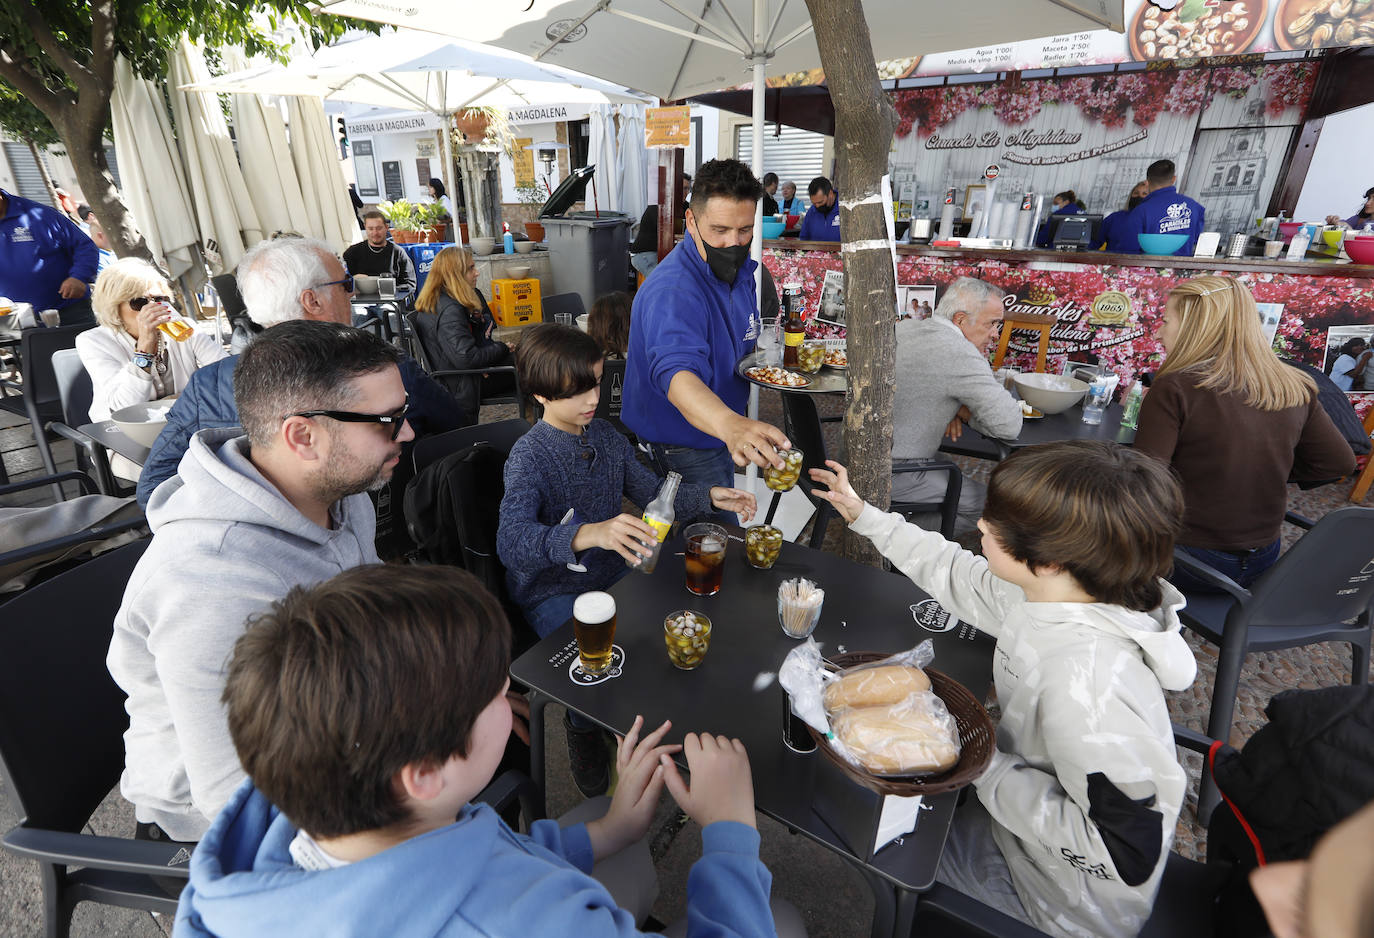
[442,111,463,248]
[745,0,767,496]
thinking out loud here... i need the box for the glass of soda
[745,524,783,569]
[664,610,711,670]
[763,448,804,492]
[572,591,616,676]
[684,522,728,596]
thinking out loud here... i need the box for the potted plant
[515,184,547,242]
[416,201,448,243]
[377,200,420,244]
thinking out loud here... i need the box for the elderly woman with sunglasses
[77,258,228,427]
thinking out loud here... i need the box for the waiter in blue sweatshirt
[799,176,841,241]
[623,158,789,497]
[1124,159,1206,255]
[0,188,97,325]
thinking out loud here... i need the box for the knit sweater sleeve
[606,425,714,519]
[497,440,579,570]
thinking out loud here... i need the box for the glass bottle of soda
[782,282,805,368]
[632,471,681,573]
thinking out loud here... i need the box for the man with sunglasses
[138,236,462,508]
[109,320,414,845]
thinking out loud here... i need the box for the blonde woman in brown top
[1134,276,1353,590]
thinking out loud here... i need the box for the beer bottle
[632,471,682,574]
[782,282,805,368]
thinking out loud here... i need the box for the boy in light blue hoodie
[174,564,782,938]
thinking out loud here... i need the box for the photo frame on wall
[962,184,985,222]
[817,269,847,327]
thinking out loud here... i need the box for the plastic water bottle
[632,471,681,574]
[1120,379,1144,429]
[1082,376,1111,425]
[503,222,514,255]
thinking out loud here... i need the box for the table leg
[862,869,924,938]
[526,688,551,817]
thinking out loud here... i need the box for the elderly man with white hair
[893,276,1023,533]
[136,236,463,507]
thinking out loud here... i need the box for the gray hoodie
[107,428,378,841]
[851,504,1195,938]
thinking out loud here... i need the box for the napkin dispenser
[907,218,932,243]
[812,757,923,862]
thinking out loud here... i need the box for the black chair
[46,348,129,497]
[411,419,531,476]
[0,324,95,486]
[1172,507,1374,822]
[405,311,525,421]
[592,357,634,439]
[541,291,586,324]
[781,392,964,547]
[0,540,193,938]
[0,470,146,592]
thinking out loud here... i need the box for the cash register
[1046,214,1104,252]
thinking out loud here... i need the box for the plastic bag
[780,639,961,776]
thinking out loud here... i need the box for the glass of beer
[157,318,194,342]
[745,524,783,569]
[684,522,727,596]
[572,591,616,676]
[664,610,711,670]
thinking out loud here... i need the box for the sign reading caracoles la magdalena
[1004,285,1146,353]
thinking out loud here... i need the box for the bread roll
[831,704,960,775]
[823,665,932,711]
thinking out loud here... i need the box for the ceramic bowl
[469,237,496,256]
[1012,373,1088,415]
[514,240,536,254]
[111,398,178,447]
[1136,233,1188,255]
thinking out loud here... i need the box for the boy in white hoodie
[811,441,1196,938]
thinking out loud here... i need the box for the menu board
[382,161,404,201]
[353,140,378,198]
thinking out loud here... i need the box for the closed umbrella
[285,95,359,253]
[167,37,264,275]
[615,103,649,228]
[220,48,311,241]
[586,104,620,212]
[110,56,201,284]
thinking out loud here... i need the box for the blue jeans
[645,442,737,523]
[525,567,632,639]
[1170,539,1281,592]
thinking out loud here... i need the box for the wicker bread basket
[808,651,995,797]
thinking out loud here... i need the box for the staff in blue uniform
[0,187,97,325]
[1124,159,1207,256]
[1093,181,1149,253]
[1035,190,1085,247]
[799,176,841,241]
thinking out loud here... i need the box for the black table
[940,402,1137,461]
[510,532,995,938]
[79,421,151,468]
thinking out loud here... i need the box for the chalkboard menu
[382,160,404,201]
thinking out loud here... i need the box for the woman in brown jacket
[1135,276,1354,590]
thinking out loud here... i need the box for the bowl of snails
[1129,0,1266,60]
[1275,0,1374,51]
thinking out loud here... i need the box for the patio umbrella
[285,95,360,253]
[220,48,312,242]
[616,103,649,225]
[110,56,202,285]
[168,37,264,275]
[587,104,621,212]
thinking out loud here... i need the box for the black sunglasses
[129,295,173,311]
[287,395,410,440]
[313,274,355,293]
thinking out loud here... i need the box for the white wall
[498,119,565,202]
[1293,102,1374,224]
[348,131,438,205]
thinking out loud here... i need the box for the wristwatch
[133,350,156,371]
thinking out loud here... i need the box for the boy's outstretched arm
[810,461,1014,635]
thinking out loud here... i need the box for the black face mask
[692,221,749,284]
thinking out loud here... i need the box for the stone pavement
[1,395,1368,936]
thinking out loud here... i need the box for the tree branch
[11,0,94,90]
[88,0,117,88]
[0,46,70,116]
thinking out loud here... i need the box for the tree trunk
[802,0,898,567]
[57,117,154,263]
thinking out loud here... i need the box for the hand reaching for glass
[807,460,865,524]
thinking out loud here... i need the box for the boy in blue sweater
[174,564,782,938]
[497,323,756,639]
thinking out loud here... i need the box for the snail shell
[1232,16,1249,29]
[1311,21,1335,42]
[1140,28,1157,41]
[1330,0,1353,15]
[1144,40,1157,57]
[1288,10,1316,34]
[1335,17,1357,41]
